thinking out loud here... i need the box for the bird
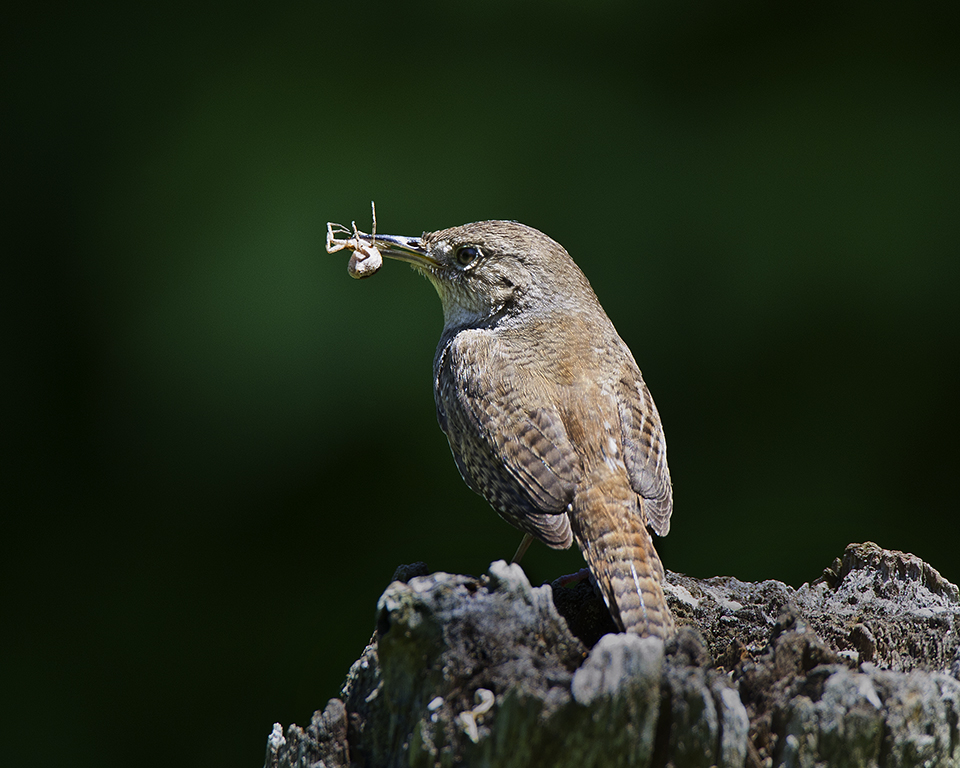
[352,220,675,639]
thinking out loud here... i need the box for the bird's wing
[435,337,580,549]
[616,368,673,536]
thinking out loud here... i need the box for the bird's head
[362,220,599,330]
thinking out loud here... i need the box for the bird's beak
[358,233,439,269]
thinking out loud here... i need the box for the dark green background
[4,2,958,767]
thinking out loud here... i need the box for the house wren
[351,220,675,638]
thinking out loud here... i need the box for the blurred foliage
[3,2,958,767]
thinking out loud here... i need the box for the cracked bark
[265,542,960,767]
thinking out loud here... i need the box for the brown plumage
[363,220,674,639]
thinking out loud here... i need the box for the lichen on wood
[265,543,960,767]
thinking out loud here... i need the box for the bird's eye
[455,245,480,267]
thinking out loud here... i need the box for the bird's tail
[570,473,675,639]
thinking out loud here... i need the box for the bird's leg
[553,568,592,588]
[511,533,534,564]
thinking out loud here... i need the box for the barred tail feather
[570,476,675,639]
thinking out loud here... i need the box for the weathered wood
[265,543,960,767]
